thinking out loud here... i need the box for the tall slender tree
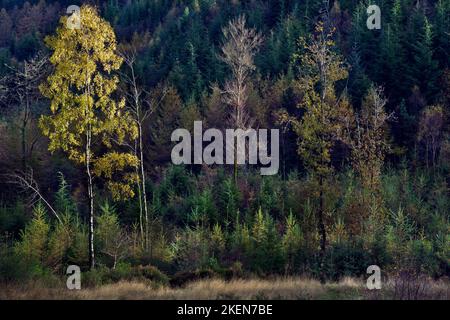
[408,11,440,103]
[119,36,150,250]
[39,5,138,269]
[220,15,263,183]
[3,53,47,170]
[417,105,445,169]
[345,86,392,192]
[119,34,168,251]
[291,21,352,271]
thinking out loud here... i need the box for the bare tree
[119,38,167,252]
[101,228,130,270]
[96,202,131,269]
[417,105,444,169]
[220,15,263,182]
[3,53,48,170]
[345,86,394,192]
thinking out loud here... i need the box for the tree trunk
[139,123,150,252]
[134,135,144,249]
[318,174,326,283]
[318,176,326,252]
[136,167,144,247]
[234,106,238,184]
[86,125,95,270]
[21,121,26,170]
[113,255,117,270]
[21,95,30,171]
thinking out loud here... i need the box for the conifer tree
[408,11,440,103]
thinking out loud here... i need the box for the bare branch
[5,169,61,223]
[220,15,263,130]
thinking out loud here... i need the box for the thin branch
[5,169,61,223]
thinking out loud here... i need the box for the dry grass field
[1,277,448,300]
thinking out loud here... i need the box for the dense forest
[0,0,449,295]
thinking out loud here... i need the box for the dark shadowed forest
[0,0,449,299]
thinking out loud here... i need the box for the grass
[1,276,448,300]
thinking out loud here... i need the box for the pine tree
[15,202,49,266]
[0,9,12,47]
[408,11,440,103]
[348,45,370,109]
[351,1,380,81]
[282,211,302,272]
[96,202,128,269]
[434,0,450,68]
[147,85,183,167]
[378,2,407,105]
[47,212,72,270]
[210,223,225,258]
[54,172,77,216]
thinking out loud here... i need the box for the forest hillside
[0,0,449,299]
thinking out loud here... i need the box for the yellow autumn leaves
[39,5,139,201]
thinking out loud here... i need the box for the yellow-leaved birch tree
[39,5,138,269]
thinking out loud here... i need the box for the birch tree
[220,15,263,182]
[418,105,444,169]
[2,54,48,170]
[39,5,138,269]
[346,86,393,191]
[286,21,352,268]
[119,35,167,251]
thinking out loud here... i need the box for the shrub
[322,241,370,281]
[0,201,27,238]
[171,227,209,272]
[136,265,169,285]
[407,239,439,275]
[0,243,30,281]
[169,269,216,287]
[109,261,133,281]
[83,266,110,287]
